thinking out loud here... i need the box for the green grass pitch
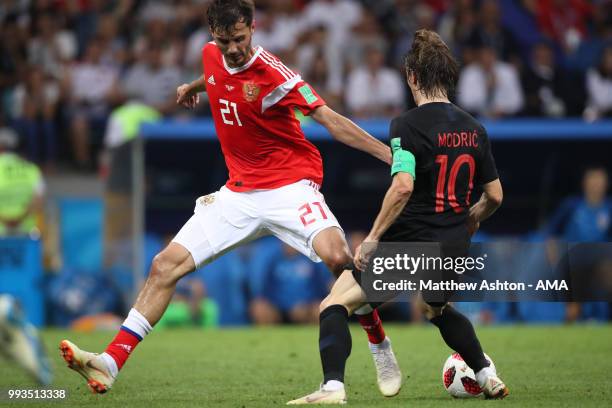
[1,324,611,407]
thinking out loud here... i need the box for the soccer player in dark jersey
[289,30,508,404]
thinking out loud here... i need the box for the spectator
[465,0,520,64]
[303,0,362,49]
[345,46,405,119]
[438,0,478,63]
[123,44,183,116]
[0,125,45,237]
[132,18,183,68]
[521,42,566,117]
[344,11,388,72]
[250,243,331,325]
[301,0,363,103]
[184,13,212,74]
[138,0,179,23]
[62,38,121,169]
[11,66,60,169]
[58,0,110,55]
[544,166,611,322]
[388,2,437,69]
[296,25,343,106]
[546,167,610,242]
[0,14,28,115]
[27,12,77,80]
[584,46,612,121]
[301,50,343,112]
[95,13,127,69]
[252,1,303,55]
[536,0,593,54]
[457,45,524,118]
[564,2,612,72]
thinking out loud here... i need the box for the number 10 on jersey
[435,154,475,213]
[219,99,242,126]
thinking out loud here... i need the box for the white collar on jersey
[222,45,263,75]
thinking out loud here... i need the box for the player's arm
[367,172,414,242]
[176,75,207,109]
[355,143,415,269]
[466,179,503,235]
[310,105,392,165]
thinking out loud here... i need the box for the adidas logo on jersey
[207,75,216,86]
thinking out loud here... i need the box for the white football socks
[368,336,390,351]
[121,308,153,339]
[323,380,344,391]
[100,352,118,378]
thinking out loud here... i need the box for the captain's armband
[390,138,416,178]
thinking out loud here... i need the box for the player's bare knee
[325,251,352,276]
[149,254,181,288]
[320,294,352,315]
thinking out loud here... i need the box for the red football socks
[104,327,141,370]
[357,309,386,344]
[103,308,153,371]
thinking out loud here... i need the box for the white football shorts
[171,179,343,267]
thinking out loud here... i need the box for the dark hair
[207,0,255,34]
[404,29,459,99]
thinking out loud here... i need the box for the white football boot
[369,337,402,397]
[0,295,52,385]
[481,374,509,399]
[287,383,347,405]
[59,339,115,394]
[476,365,509,399]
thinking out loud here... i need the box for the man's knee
[324,251,352,277]
[149,252,182,288]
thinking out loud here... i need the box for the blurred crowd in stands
[44,166,611,328]
[0,0,611,172]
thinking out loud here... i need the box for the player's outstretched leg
[423,302,509,399]
[354,304,401,397]
[59,243,196,394]
[287,304,350,405]
[0,295,52,385]
[312,228,402,397]
[289,270,389,405]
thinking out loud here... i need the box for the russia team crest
[243,82,261,102]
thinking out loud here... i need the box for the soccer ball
[442,352,495,398]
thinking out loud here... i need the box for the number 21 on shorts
[299,202,328,226]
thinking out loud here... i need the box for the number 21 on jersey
[435,154,475,213]
[219,99,242,126]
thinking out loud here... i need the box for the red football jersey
[202,42,326,192]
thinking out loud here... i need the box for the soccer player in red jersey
[59,0,402,398]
